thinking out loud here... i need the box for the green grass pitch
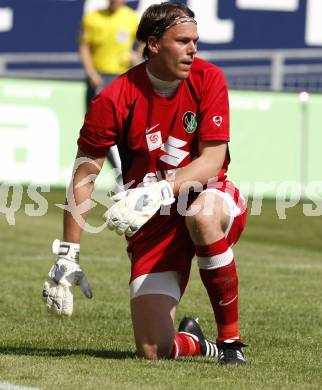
[0,188,321,389]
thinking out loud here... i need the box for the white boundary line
[0,382,40,390]
[3,255,122,262]
[241,261,322,270]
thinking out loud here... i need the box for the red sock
[170,333,201,358]
[196,237,240,343]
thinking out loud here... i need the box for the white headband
[165,16,197,31]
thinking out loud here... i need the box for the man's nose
[187,41,197,55]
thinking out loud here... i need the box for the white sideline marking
[6,255,122,262]
[10,255,322,268]
[0,382,40,390]
[242,261,322,271]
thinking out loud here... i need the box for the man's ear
[147,36,159,55]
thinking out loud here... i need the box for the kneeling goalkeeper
[42,2,248,366]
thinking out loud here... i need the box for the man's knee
[186,208,212,228]
[185,194,229,239]
[185,209,222,237]
[136,340,173,359]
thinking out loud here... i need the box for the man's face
[109,0,124,12]
[149,22,199,81]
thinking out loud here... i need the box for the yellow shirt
[81,6,139,74]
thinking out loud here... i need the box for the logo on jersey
[183,111,197,133]
[160,136,189,167]
[145,123,159,134]
[116,29,130,44]
[213,115,223,127]
[146,131,162,151]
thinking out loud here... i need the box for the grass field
[0,187,322,390]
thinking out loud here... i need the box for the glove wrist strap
[52,239,80,263]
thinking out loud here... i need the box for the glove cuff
[52,239,80,263]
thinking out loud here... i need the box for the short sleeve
[198,67,230,142]
[80,14,92,44]
[77,93,119,157]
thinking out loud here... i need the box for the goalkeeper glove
[105,180,175,237]
[42,239,92,317]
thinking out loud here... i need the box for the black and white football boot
[178,317,218,358]
[217,340,246,365]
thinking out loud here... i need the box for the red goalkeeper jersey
[78,57,230,187]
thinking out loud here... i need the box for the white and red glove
[104,180,175,237]
[42,239,92,317]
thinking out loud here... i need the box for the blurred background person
[79,0,140,110]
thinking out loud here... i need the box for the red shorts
[127,180,247,296]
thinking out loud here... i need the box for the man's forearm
[63,180,95,243]
[171,158,216,195]
[62,150,105,244]
[171,142,227,196]
[79,43,98,79]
